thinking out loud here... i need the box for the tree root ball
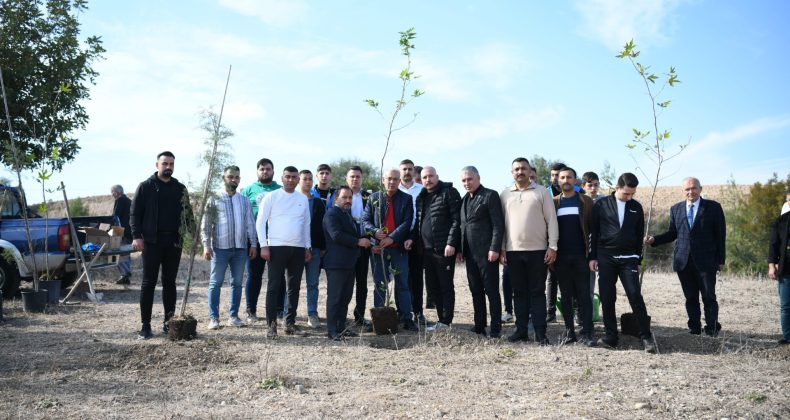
[369,306,399,335]
[168,315,198,341]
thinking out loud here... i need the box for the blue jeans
[371,248,412,321]
[779,275,790,341]
[117,255,131,276]
[207,248,248,319]
[282,248,321,317]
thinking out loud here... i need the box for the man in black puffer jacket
[413,166,461,331]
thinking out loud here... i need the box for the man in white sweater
[256,166,312,339]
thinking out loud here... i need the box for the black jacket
[460,185,504,265]
[413,181,462,250]
[652,198,726,272]
[113,194,132,242]
[309,197,326,250]
[130,173,194,245]
[362,190,414,246]
[589,194,645,260]
[769,212,790,275]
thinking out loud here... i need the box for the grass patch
[257,376,285,390]
[499,347,516,357]
[743,391,767,403]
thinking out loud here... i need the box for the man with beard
[347,165,372,330]
[398,159,426,324]
[240,158,281,322]
[201,166,257,330]
[131,151,194,340]
[311,164,336,209]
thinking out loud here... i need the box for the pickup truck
[0,184,113,298]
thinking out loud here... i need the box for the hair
[786,187,790,195]
[223,165,240,173]
[256,158,274,169]
[299,169,312,176]
[512,157,530,165]
[400,159,415,166]
[682,176,701,188]
[461,165,479,177]
[111,184,124,194]
[414,165,423,174]
[283,166,298,174]
[157,151,175,160]
[316,163,331,173]
[336,185,353,196]
[582,171,599,184]
[550,162,567,172]
[347,165,362,174]
[559,167,577,178]
[617,172,639,188]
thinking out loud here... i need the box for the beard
[161,169,173,178]
[225,182,238,192]
[258,175,273,184]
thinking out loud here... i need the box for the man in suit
[646,177,726,336]
[363,168,418,331]
[458,166,504,338]
[323,186,371,340]
[346,165,373,329]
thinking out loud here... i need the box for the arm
[200,197,214,251]
[635,202,645,261]
[323,210,361,248]
[256,193,273,250]
[361,193,377,236]
[446,187,462,249]
[651,206,678,246]
[302,197,312,249]
[488,190,504,258]
[130,182,145,240]
[714,202,726,267]
[180,184,196,236]
[543,189,559,250]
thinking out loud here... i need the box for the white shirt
[782,202,790,216]
[351,190,364,220]
[686,197,701,225]
[256,189,311,248]
[616,199,626,228]
[399,181,423,228]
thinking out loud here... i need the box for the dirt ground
[1,256,788,419]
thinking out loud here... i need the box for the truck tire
[0,259,21,299]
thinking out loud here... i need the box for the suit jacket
[589,194,645,260]
[769,211,790,275]
[322,206,361,270]
[460,185,504,266]
[362,190,413,245]
[652,198,726,273]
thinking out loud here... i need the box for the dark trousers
[598,252,652,341]
[555,253,593,337]
[352,248,370,322]
[507,250,547,336]
[325,268,355,337]
[546,269,558,317]
[408,245,424,315]
[502,265,513,314]
[140,239,181,325]
[245,247,266,315]
[424,249,455,325]
[265,246,305,325]
[465,254,502,334]
[677,256,719,334]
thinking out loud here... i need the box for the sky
[4,0,789,199]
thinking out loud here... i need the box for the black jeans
[465,254,502,334]
[598,252,652,341]
[555,253,593,337]
[677,255,719,334]
[245,247,267,315]
[424,249,455,325]
[265,246,305,325]
[325,268,355,337]
[352,248,370,322]
[506,250,547,336]
[546,270,558,317]
[140,238,181,325]
[408,245,424,315]
[502,265,513,314]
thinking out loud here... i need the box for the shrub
[68,197,89,216]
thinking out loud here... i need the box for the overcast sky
[4,0,788,199]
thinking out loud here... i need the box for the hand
[203,249,213,260]
[305,249,312,263]
[644,235,655,245]
[260,247,271,261]
[132,239,144,251]
[358,238,371,248]
[320,250,326,258]
[768,264,777,280]
[444,245,456,258]
[589,260,598,272]
[404,239,413,250]
[374,229,388,240]
[500,253,507,265]
[544,248,557,265]
[248,247,257,258]
[456,253,464,263]
[488,251,500,263]
[379,237,394,248]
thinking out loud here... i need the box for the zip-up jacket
[130,173,194,245]
[589,194,644,261]
[413,181,462,249]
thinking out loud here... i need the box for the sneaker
[427,322,449,332]
[402,320,419,332]
[138,323,153,340]
[266,323,278,339]
[115,275,130,285]
[207,318,220,330]
[643,338,657,354]
[246,312,259,323]
[582,335,597,347]
[469,326,486,335]
[341,329,359,338]
[597,336,618,349]
[507,329,531,343]
[355,318,373,332]
[502,312,514,323]
[778,338,790,345]
[307,315,321,329]
[227,316,244,328]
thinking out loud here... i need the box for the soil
[168,315,197,341]
[1,255,788,419]
[369,306,399,335]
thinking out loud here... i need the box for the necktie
[687,203,695,228]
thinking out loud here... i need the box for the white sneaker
[502,312,514,323]
[207,318,220,330]
[427,322,449,332]
[228,316,244,328]
[307,315,321,329]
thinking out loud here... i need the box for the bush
[68,197,89,216]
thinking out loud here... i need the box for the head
[558,167,577,194]
[786,187,790,205]
[399,159,416,183]
[316,164,332,188]
[682,177,702,203]
[256,158,274,184]
[421,166,439,191]
[156,151,175,180]
[549,162,567,188]
[614,172,639,202]
[222,165,241,193]
[414,166,423,184]
[335,185,353,210]
[460,166,481,194]
[346,166,363,192]
[582,171,600,197]
[382,168,400,194]
[511,157,531,186]
[110,185,124,199]
[299,169,314,194]
[529,166,537,185]
[281,166,299,192]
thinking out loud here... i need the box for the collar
[686,197,701,208]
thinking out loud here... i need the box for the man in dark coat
[111,184,133,284]
[647,177,726,336]
[768,207,790,345]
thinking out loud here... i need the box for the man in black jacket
[130,151,194,340]
[111,184,132,284]
[459,166,504,338]
[589,172,656,353]
[414,166,462,331]
[768,207,790,345]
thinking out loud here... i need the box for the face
[461,170,480,193]
[111,190,120,199]
[558,170,576,193]
[400,163,415,183]
[281,170,299,191]
[335,189,353,210]
[585,180,600,196]
[257,164,274,184]
[615,185,636,202]
[421,168,438,191]
[346,169,362,190]
[156,155,175,179]
[383,170,400,194]
[550,169,561,186]
[682,179,701,202]
[317,169,332,187]
[299,172,313,193]
[223,169,241,192]
[786,194,790,205]
[511,161,530,184]
[529,169,537,184]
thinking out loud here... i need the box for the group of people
[116,150,789,350]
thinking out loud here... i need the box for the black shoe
[285,323,298,335]
[489,331,501,339]
[704,322,722,337]
[425,299,436,310]
[329,334,343,341]
[413,313,426,325]
[116,275,130,285]
[507,329,531,343]
[689,329,702,335]
[778,338,790,345]
[546,314,556,323]
[266,323,278,339]
[643,337,657,354]
[138,323,153,340]
[470,326,486,335]
[560,334,577,345]
[402,320,419,332]
[582,335,597,347]
[536,333,550,346]
[341,329,359,338]
[597,336,618,349]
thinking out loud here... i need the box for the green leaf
[626,144,636,149]
[412,89,424,97]
[663,130,671,139]
[364,99,379,108]
[657,100,671,108]
[58,82,72,93]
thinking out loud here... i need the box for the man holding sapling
[130,151,194,340]
[256,166,311,339]
[346,165,373,330]
[398,159,426,325]
[311,163,336,210]
[201,166,257,331]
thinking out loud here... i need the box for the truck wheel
[0,259,21,299]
